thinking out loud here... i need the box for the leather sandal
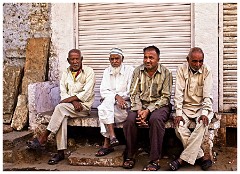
[110,137,119,147]
[48,153,65,165]
[143,160,160,171]
[201,159,212,170]
[123,158,135,169]
[26,138,45,150]
[169,159,181,171]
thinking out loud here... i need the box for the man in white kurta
[96,48,134,156]
[27,49,95,165]
[169,47,214,171]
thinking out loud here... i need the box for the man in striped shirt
[123,45,173,171]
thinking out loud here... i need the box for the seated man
[96,48,134,156]
[123,45,173,171]
[27,49,95,165]
[169,47,214,171]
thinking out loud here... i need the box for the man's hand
[115,94,128,109]
[198,115,209,126]
[72,101,83,112]
[174,116,185,128]
[136,109,149,127]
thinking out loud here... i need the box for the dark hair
[187,47,204,59]
[68,49,81,58]
[143,45,160,57]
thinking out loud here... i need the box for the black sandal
[142,161,160,171]
[48,153,65,165]
[26,138,45,150]
[123,158,135,169]
[110,137,119,147]
[95,147,114,157]
[169,159,181,171]
[201,159,212,170]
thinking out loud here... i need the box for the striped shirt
[174,62,213,118]
[130,63,173,112]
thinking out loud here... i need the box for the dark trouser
[123,105,171,161]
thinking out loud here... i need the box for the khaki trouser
[47,103,89,150]
[175,111,214,165]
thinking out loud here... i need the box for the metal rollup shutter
[78,3,191,108]
[222,3,237,112]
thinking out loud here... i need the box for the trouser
[175,112,214,165]
[98,96,129,138]
[123,105,171,161]
[47,103,89,150]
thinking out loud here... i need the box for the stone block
[28,81,60,130]
[3,65,23,123]
[11,94,29,130]
[68,145,125,167]
[21,37,50,95]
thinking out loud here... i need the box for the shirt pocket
[195,86,203,97]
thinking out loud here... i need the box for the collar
[140,63,162,73]
[187,64,203,74]
[67,64,85,73]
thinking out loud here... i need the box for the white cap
[109,48,123,57]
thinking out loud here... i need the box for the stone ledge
[37,110,220,130]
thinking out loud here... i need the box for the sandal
[48,153,65,165]
[169,159,181,171]
[201,159,212,170]
[143,161,160,171]
[110,137,119,147]
[26,138,45,150]
[123,158,135,169]
[95,147,114,157]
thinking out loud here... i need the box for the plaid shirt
[130,63,172,112]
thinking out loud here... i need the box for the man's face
[109,54,122,67]
[187,52,204,71]
[68,52,82,71]
[143,49,159,71]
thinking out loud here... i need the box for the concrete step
[68,145,125,167]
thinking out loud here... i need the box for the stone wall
[3,3,52,68]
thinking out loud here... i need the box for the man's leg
[148,105,171,162]
[123,111,138,159]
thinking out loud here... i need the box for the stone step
[3,130,33,150]
[68,145,125,167]
[3,130,36,163]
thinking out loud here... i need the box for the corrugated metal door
[222,3,237,112]
[77,3,191,108]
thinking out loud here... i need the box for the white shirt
[100,64,134,100]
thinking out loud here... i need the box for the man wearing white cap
[95,48,134,156]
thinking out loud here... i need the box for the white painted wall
[50,3,76,80]
[193,3,219,112]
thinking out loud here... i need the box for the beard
[110,65,122,76]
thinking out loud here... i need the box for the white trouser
[175,111,214,165]
[47,103,89,150]
[97,96,129,138]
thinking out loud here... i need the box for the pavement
[3,145,237,172]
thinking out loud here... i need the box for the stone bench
[28,81,221,131]
[37,109,220,130]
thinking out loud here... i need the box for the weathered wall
[193,3,219,112]
[3,3,52,68]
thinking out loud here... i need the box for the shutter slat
[78,3,191,108]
